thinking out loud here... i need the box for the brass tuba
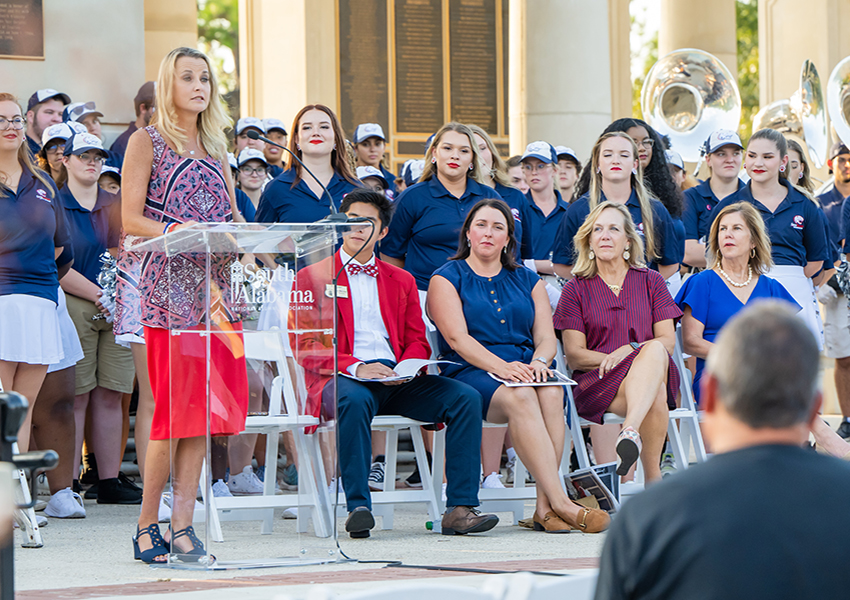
[827,55,850,148]
[641,48,741,162]
[752,60,828,168]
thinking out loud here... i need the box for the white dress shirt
[339,249,396,376]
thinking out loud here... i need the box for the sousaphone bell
[827,55,850,148]
[641,48,741,163]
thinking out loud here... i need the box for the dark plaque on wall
[395,0,444,134]
[338,0,389,138]
[449,0,497,134]
[0,0,43,60]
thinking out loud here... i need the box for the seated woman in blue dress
[554,202,682,483]
[676,202,799,405]
[428,198,609,533]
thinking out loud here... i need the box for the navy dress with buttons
[382,177,502,290]
[432,259,551,415]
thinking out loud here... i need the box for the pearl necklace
[717,265,753,288]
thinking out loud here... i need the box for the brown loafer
[441,506,499,535]
[560,505,610,533]
[532,511,572,533]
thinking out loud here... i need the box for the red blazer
[289,252,431,422]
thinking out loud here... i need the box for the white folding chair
[202,329,332,541]
[565,327,707,487]
[10,442,43,548]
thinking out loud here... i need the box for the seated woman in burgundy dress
[554,201,682,482]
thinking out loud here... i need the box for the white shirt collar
[339,248,376,269]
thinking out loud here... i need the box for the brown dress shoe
[533,511,572,533]
[441,506,499,535]
[560,504,610,533]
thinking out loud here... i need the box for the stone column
[509,0,621,162]
[239,0,337,126]
[658,0,737,81]
[144,0,198,81]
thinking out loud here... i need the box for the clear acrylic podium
[133,222,367,570]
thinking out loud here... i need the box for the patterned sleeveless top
[113,126,237,331]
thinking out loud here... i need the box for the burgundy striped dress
[553,267,682,424]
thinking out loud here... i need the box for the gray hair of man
[705,301,819,429]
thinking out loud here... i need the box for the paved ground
[12,499,605,599]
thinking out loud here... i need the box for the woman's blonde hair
[151,47,231,164]
[707,202,774,275]
[420,122,488,186]
[587,132,658,260]
[572,201,646,279]
[466,124,511,187]
[0,93,54,198]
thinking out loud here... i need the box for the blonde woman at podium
[121,47,247,564]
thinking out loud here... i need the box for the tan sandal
[560,505,610,533]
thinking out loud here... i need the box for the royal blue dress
[675,270,800,404]
[432,259,551,416]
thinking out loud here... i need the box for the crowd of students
[3,44,850,562]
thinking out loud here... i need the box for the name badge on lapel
[325,284,349,298]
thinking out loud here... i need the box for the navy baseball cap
[263,118,287,135]
[63,132,108,157]
[27,88,71,112]
[521,141,558,164]
[830,142,850,160]
[402,159,425,186]
[353,123,387,145]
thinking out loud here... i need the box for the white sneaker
[482,472,505,489]
[282,507,298,519]
[441,482,447,503]
[328,478,344,498]
[44,488,86,519]
[367,461,386,491]
[227,466,264,496]
[212,480,233,497]
[14,512,48,528]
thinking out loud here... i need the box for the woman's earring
[296,145,301,151]
[798,172,804,180]
[333,144,337,150]
[623,247,631,261]
[467,238,471,247]
[432,158,437,164]
[779,165,786,172]
[632,168,638,175]
[751,247,756,258]
[469,164,474,171]
[596,168,601,174]
[502,246,507,254]
[588,250,595,260]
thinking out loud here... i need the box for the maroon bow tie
[347,263,379,278]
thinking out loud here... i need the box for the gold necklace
[600,272,626,294]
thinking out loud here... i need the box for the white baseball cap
[63,132,107,157]
[353,123,387,145]
[41,123,75,147]
[237,148,269,168]
[236,117,266,136]
[554,146,579,163]
[704,129,743,154]
[665,149,685,170]
[356,165,389,188]
[263,118,287,135]
[521,141,557,164]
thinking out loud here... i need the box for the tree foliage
[197,0,239,114]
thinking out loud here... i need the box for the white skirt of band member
[115,332,145,348]
[766,265,824,351]
[257,268,294,357]
[47,287,84,373]
[0,294,63,365]
[665,271,683,300]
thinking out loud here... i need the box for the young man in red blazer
[291,188,497,538]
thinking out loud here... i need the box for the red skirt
[145,324,249,440]
[573,347,680,424]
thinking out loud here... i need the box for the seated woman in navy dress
[676,202,799,405]
[554,202,682,482]
[429,198,609,533]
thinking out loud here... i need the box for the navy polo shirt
[235,187,256,222]
[494,182,532,260]
[381,164,399,198]
[521,188,570,260]
[268,164,284,180]
[0,168,69,303]
[109,121,137,164]
[683,178,746,242]
[382,176,502,290]
[714,179,828,267]
[256,168,360,224]
[551,190,681,269]
[58,186,121,285]
[26,135,41,158]
[817,183,846,254]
